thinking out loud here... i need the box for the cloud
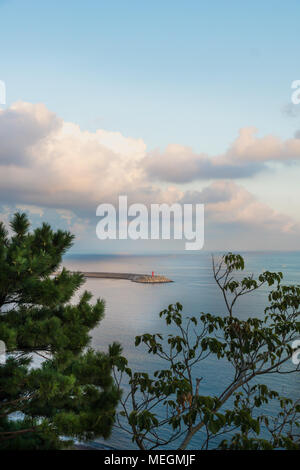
[0,206,13,234]
[144,143,261,183]
[226,127,300,162]
[1,102,300,210]
[0,102,61,165]
[0,101,299,250]
[0,101,183,213]
[180,181,299,235]
[56,209,75,225]
[281,103,300,118]
[143,127,300,183]
[2,102,300,210]
[15,204,44,217]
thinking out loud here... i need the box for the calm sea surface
[63,251,300,449]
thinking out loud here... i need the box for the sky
[1,0,300,252]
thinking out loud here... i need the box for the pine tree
[0,213,121,449]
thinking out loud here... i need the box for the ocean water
[63,251,300,449]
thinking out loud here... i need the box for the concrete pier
[79,272,173,283]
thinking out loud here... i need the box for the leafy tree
[0,213,121,449]
[112,253,300,450]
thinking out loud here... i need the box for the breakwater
[79,272,173,283]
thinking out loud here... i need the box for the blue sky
[1,0,300,252]
[1,0,299,152]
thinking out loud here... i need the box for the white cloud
[0,101,300,250]
[181,181,299,235]
[16,204,44,216]
[0,102,182,211]
[144,127,300,183]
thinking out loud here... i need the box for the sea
[63,251,300,450]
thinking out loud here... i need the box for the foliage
[112,253,300,450]
[0,213,121,449]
